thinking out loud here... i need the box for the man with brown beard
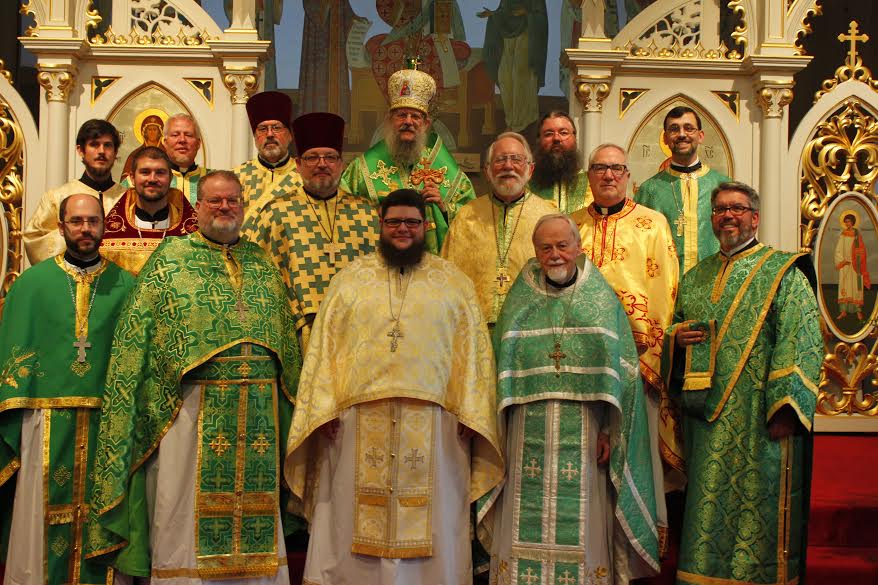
[285,188,503,585]
[340,67,476,254]
[529,111,592,214]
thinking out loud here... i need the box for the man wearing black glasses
[243,112,377,354]
[666,180,821,585]
[572,143,681,554]
[635,106,730,274]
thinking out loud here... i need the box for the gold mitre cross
[839,21,869,66]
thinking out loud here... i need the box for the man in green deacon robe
[0,194,135,585]
[635,106,729,274]
[340,67,475,254]
[664,182,822,585]
[86,170,301,583]
[529,111,592,214]
[485,214,662,584]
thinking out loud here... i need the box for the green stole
[0,257,134,585]
[663,244,822,585]
[341,133,475,254]
[529,169,592,214]
[635,166,728,273]
[86,233,301,577]
[488,257,661,573]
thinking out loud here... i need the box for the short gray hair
[587,143,627,166]
[532,213,581,247]
[164,113,202,140]
[197,170,242,201]
[486,131,533,167]
[711,181,760,212]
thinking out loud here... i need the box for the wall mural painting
[108,85,204,180]
[814,191,878,344]
[628,99,733,192]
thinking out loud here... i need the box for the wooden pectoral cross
[73,335,91,363]
[388,321,403,352]
[674,214,686,237]
[549,341,566,377]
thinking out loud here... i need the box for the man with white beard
[341,67,476,254]
[441,132,557,326]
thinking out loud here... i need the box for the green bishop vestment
[635,165,728,274]
[528,169,592,215]
[340,132,476,254]
[86,233,301,580]
[0,256,134,585]
[485,257,661,582]
[663,244,822,585]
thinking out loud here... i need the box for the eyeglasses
[711,205,754,216]
[589,163,628,177]
[392,111,425,123]
[541,129,575,139]
[665,124,700,136]
[255,123,287,136]
[202,197,244,209]
[64,218,102,228]
[383,218,423,228]
[491,154,529,167]
[300,153,341,166]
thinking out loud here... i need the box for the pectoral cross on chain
[549,341,566,377]
[388,321,403,352]
[73,335,91,363]
[325,242,339,265]
[496,269,511,293]
[674,214,686,237]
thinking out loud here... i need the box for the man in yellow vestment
[442,132,557,325]
[23,119,127,264]
[285,189,504,585]
[572,143,682,547]
[233,91,302,221]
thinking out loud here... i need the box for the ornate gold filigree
[794,1,823,56]
[799,99,878,251]
[619,89,648,119]
[756,85,794,119]
[185,78,214,109]
[36,68,75,102]
[712,90,740,121]
[222,72,259,105]
[574,78,610,113]
[19,1,37,37]
[0,99,24,314]
[817,339,878,416]
[815,21,878,103]
[626,39,742,61]
[85,0,102,34]
[0,61,12,85]
[727,0,748,56]
[90,26,211,47]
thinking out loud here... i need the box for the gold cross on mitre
[839,21,869,67]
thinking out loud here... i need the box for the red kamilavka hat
[292,112,345,155]
[246,91,293,133]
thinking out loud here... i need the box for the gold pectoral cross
[549,341,566,377]
[674,214,686,237]
[496,268,511,293]
[325,242,339,265]
[388,321,403,352]
[73,334,91,363]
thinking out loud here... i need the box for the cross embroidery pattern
[404,448,425,470]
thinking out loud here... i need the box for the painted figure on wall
[121,113,165,181]
[835,211,871,321]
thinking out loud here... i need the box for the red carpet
[806,433,878,584]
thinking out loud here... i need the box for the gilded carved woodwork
[756,85,794,118]
[36,67,76,103]
[0,99,24,314]
[574,78,610,113]
[793,1,823,56]
[222,71,259,105]
[815,21,878,102]
[726,0,748,56]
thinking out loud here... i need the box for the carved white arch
[105,0,224,38]
[786,0,822,48]
[612,0,747,51]
[785,80,878,247]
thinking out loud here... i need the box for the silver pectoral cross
[674,214,686,237]
[73,334,91,363]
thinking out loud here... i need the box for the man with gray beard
[341,67,476,254]
[529,111,592,214]
[441,132,557,326]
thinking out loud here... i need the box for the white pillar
[755,83,793,250]
[36,66,76,190]
[222,70,259,166]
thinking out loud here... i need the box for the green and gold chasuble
[121,164,209,205]
[529,169,593,215]
[635,166,728,274]
[441,192,557,324]
[663,244,822,585]
[234,156,303,224]
[87,233,301,579]
[486,258,661,583]
[0,256,134,585]
[242,183,378,351]
[340,133,476,254]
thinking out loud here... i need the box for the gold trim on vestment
[776,436,791,584]
[709,253,801,422]
[683,320,716,391]
[150,557,288,579]
[0,397,102,414]
[767,365,819,396]
[43,410,52,585]
[0,457,20,487]
[54,256,111,341]
[710,244,764,304]
[69,408,91,583]
[767,396,813,433]
[677,570,798,585]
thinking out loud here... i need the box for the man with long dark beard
[341,67,476,254]
[529,111,592,214]
[285,188,503,585]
